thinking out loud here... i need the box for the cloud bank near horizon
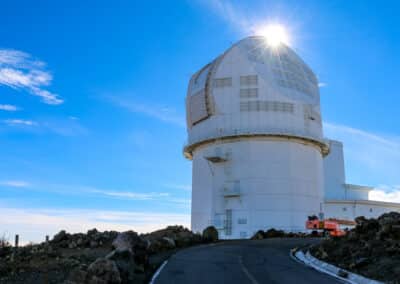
[0,207,190,244]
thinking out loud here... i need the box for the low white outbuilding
[184,36,400,239]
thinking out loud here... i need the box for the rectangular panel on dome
[240,75,258,86]
[213,77,232,88]
[189,89,208,125]
[240,101,294,113]
[304,105,321,123]
[240,88,258,98]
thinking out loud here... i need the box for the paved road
[154,238,341,284]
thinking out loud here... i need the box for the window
[240,88,258,98]
[238,218,247,224]
[240,231,247,239]
[213,77,232,88]
[240,75,258,86]
[225,209,232,236]
[343,207,347,211]
[369,208,373,212]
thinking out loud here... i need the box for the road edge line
[290,248,383,284]
[149,259,168,284]
[149,242,221,284]
[238,256,259,284]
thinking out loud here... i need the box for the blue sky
[0,0,399,242]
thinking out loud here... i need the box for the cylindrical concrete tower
[184,36,329,239]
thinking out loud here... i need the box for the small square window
[238,218,247,224]
[240,75,258,86]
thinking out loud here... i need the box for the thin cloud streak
[201,0,252,34]
[0,49,62,105]
[0,180,30,187]
[0,104,18,111]
[109,96,185,127]
[1,117,87,136]
[3,119,37,126]
[2,182,189,206]
[90,188,170,200]
[324,122,400,194]
[199,0,293,37]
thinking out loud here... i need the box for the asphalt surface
[154,238,341,284]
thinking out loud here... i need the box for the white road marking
[150,260,168,284]
[238,256,260,284]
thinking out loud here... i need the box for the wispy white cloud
[369,185,400,203]
[3,119,37,126]
[0,49,62,105]
[318,82,327,87]
[0,104,18,111]
[1,117,87,136]
[324,122,400,190]
[109,96,185,127]
[201,0,252,34]
[0,207,190,244]
[41,118,88,137]
[199,0,292,37]
[88,188,190,207]
[6,182,189,206]
[90,188,170,200]
[0,180,30,187]
[88,187,191,209]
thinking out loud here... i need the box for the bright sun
[256,24,290,47]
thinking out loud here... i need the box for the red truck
[306,215,356,237]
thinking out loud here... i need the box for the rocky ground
[310,212,400,284]
[250,228,320,240]
[0,226,218,284]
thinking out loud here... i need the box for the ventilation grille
[213,77,232,88]
[240,88,258,98]
[240,75,258,86]
[240,101,294,113]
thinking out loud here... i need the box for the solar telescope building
[184,36,400,239]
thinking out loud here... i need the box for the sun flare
[256,24,290,47]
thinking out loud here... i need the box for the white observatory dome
[185,36,328,158]
[186,36,329,239]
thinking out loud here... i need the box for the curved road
[154,238,341,284]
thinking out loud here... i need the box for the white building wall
[191,139,324,239]
[344,184,370,200]
[323,140,346,200]
[325,200,400,221]
[191,151,214,233]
